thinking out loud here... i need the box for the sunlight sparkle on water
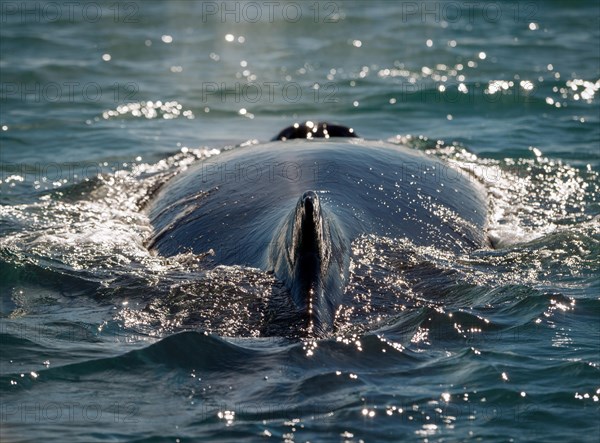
[217,410,235,425]
[362,408,376,417]
[102,101,195,120]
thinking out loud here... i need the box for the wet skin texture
[146,122,489,334]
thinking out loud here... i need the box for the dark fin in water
[273,121,358,141]
[270,190,347,335]
[291,191,325,319]
[289,191,342,335]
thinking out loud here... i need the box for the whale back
[145,138,489,333]
[146,139,489,267]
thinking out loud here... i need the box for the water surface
[1,1,599,442]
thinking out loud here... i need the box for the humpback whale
[146,122,490,335]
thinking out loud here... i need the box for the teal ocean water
[1,1,599,441]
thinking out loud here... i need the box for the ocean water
[1,1,599,442]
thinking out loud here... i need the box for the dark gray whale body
[146,122,489,335]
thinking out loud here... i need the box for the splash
[389,135,599,247]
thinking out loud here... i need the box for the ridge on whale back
[272,121,358,141]
[146,121,490,336]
